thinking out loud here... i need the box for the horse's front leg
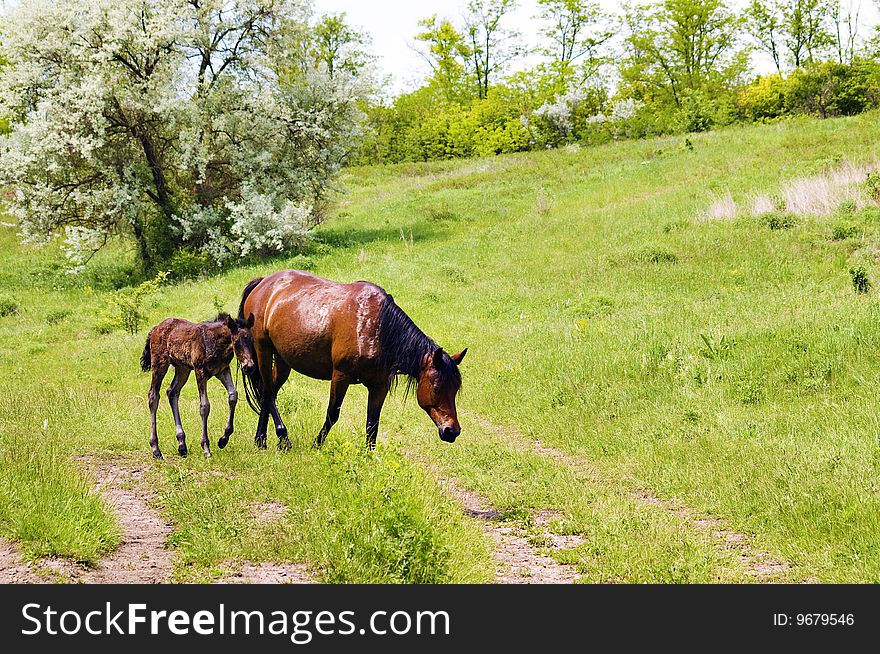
[196,370,212,457]
[270,359,292,451]
[217,367,236,450]
[365,382,390,450]
[148,364,168,458]
[315,371,350,448]
[167,366,191,456]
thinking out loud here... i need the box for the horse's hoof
[152,450,163,459]
[178,444,188,457]
[278,437,292,452]
[255,435,267,450]
[203,450,212,458]
[218,435,229,449]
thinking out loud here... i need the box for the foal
[141,313,256,458]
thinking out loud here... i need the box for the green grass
[3,112,880,581]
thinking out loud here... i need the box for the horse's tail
[238,276,263,320]
[238,277,265,414]
[140,330,153,372]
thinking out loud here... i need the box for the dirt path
[216,561,316,584]
[79,457,174,584]
[464,411,790,580]
[0,539,47,583]
[439,475,581,584]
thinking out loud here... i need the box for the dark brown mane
[377,293,461,395]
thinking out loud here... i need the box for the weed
[764,212,798,230]
[635,247,678,264]
[0,295,19,317]
[699,332,734,360]
[850,266,871,294]
[831,222,859,240]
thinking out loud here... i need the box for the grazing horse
[141,313,256,458]
[238,270,467,450]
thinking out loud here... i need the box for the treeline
[334,0,880,164]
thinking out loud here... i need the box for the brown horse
[238,270,467,450]
[141,313,256,458]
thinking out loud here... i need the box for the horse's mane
[377,293,461,395]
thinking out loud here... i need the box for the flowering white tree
[0,0,366,270]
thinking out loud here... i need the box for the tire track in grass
[464,411,790,581]
[79,456,174,584]
[401,446,582,584]
[79,456,315,584]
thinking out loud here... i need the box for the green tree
[620,0,745,110]
[464,0,524,99]
[311,13,372,80]
[746,0,784,73]
[781,0,831,68]
[415,16,473,102]
[537,0,614,74]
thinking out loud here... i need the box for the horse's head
[225,313,257,375]
[417,347,467,443]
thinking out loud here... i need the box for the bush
[738,74,787,121]
[166,248,214,282]
[785,60,880,119]
[98,271,169,335]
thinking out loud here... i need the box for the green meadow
[3,112,880,582]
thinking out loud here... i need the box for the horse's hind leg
[148,364,168,458]
[365,382,390,450]
[217,367,236,450]
[195,370,212,457]
[167,366,191,456]
[315,371,350,448]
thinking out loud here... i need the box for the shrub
[99,271,169,335]
[738,74,787,121]
[166,248,214,282]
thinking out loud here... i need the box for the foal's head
[224,313,257,375]
[416,348,467,443]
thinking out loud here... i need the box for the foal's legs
[365,382,390,450]
[315,370,350,448]
[195,369,212,457]
[217,367,237,450]
[148,363,169,458]
[167,365,191,456]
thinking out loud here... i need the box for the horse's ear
[431,347,444,367]
[245,312,255,329]
[224,314,237,333]
[451,348,467,366]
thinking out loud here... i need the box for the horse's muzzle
[439,425,460,443]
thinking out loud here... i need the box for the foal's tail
[238,276,265,414]
[140,330,153,372]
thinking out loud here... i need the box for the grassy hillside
[2,112,880,581]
